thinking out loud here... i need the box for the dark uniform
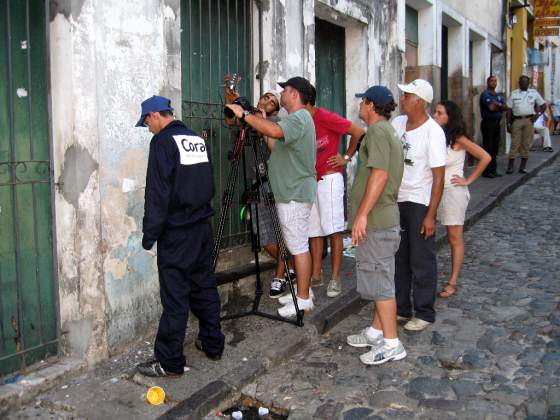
[143,120,224,374]
[479,89,505,176]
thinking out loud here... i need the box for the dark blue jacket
[480,90,505,121]
[142,120,214,250]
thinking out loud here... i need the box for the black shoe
[519,158,528,174]
[195,339,223,361]
[482,173,496,178]
[544,147,554,152]
[269,277,287,298]
[492,172,503,177]
[136,360,183,377]
[506,159,515,174]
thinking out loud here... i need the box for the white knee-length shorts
[308,172,345,237]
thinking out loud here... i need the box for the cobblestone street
[218,162,560,420]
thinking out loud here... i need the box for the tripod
[212,125,304,326]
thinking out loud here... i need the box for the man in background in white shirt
[506,75,546,174]
[391,79,447,332]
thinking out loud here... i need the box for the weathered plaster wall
[50,0,107,364]
[49,0,181,363]
[260,0,401,117]
[444,0,502,42]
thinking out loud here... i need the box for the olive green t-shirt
[350,120,404,230]
[268,108,317,203]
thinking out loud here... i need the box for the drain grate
[218,394,289,419]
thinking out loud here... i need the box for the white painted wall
[443,0,503,41]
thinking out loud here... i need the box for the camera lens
[224,107,235,118]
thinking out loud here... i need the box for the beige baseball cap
[397,79,434,103]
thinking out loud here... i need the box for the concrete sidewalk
[2,137,559,419]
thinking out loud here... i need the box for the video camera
[223,96,259,119]
[223,73,259,120]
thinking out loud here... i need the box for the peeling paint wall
[49,0,181,363]
[260,0,401,119]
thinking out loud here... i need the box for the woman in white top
[433,101,491,298]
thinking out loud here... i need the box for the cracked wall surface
[49,0,180,363]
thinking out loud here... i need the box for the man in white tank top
[391,79,447,331]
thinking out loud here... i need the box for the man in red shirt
[305,86,365,297]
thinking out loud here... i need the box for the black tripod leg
[213,129,246,270]
[252,136,304,326]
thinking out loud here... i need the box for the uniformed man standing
[506,75,546,174]
[135,96,224,377]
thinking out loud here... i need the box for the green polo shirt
[268,108,317,203]
[351,120,403,230]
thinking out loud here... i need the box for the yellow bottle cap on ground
[146,386,165,405]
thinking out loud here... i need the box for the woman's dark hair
[365,98,397,120]
[438,100,470,147]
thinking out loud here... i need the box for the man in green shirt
[225,77,316,319]
[346,86,406,365]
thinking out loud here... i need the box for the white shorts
[276,201,313,255]
[308,172,345,237]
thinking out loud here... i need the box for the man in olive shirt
[226,77,316,319]
[346,86,406,365]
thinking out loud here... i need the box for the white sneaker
[360,341,407,365]
[403,317,431,331]
[346,329,384,348]
[278,297,314,318]
[397,315,410,322]
[278,287,314,305]
[326,279,342,297]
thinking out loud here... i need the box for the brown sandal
[438,284,458,298]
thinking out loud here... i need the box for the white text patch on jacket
[173,135,209,165]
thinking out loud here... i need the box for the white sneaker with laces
[403,317,431,331]
[278,296,314,318]
[360,341,407,365]
[278,287,314,305]
[346,329,384,348]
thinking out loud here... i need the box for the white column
[418,4,438,66]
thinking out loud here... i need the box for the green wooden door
[0,0,57,376]
[315,19,346,115]
[181,0,253,248]
[315,18,347,150]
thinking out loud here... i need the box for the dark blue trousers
[394,202,437,323]
[155,220,224,373]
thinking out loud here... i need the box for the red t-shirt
[312,107,352,180]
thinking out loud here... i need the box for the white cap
[266,90,281,103]
[397,79,434,103]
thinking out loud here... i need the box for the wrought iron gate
[0,0,57,376]
[181,0,254,248]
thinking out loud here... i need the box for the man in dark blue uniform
[480,75,506,178]
[135,96,224,377]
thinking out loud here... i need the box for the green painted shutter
[0,0,57,376]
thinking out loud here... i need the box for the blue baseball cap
[355,86,394,106]
[135,95,174,127]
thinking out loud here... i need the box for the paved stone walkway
[209,162,560,419]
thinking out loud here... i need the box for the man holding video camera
[224,80,297,297]
[225,76,317,318]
